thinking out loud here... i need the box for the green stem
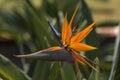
[109,25,120,80]
[73,61,82,80]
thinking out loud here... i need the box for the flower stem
[73,61,82,80]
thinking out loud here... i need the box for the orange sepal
[62,5,79,44]
[71,50,97,71]
[70,42,96,52]
[71,22,96,43]
[69,5,79,28]
[62,15,69,44]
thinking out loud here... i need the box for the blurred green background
[0,0,120,80]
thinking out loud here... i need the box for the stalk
[73,61,82,80]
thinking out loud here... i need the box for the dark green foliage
[0,0,118,80]
[115,54,120,80]
[0,54,31,80]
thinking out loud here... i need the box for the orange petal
[71,22,96,43]
[62,15,68,43]
[70,42,96,52]
[62,5,79,44]
[69,5,79,29]
[65,20,71,44]
[65,5,79,44]
[71,50,97,71]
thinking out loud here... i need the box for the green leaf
[114,51,120,80]
[0,54,31,80]
[88,58,100,80]
[62,62,77,80]
[49,62,62,80]
[32,61,50,80]
[0,28,24,41]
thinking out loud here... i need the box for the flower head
[16,6,97,71]
[60,6,97,71]
[61,7,96,52]
[46,6,97,71]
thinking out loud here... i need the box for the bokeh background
[0,0,120,80]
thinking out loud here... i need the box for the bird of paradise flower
[16,6,97,71]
